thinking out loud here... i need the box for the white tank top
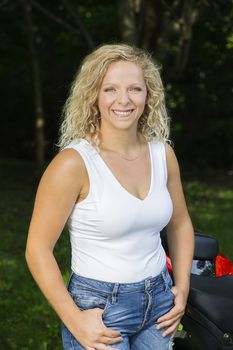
[64,138,173,283]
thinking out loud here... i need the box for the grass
[0,159,70,350]
[0,158,232,349]
[184,179,233,261]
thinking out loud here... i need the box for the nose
[117,90,130,105]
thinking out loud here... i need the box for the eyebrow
[102,83,146,87]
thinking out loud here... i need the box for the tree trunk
[118,0,137,44]
[173,0,197,78]
[118,0,200,80]
[20,0,45,172]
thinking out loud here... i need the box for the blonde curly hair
[58,43,170,149]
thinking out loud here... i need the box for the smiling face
[97,60,147,134]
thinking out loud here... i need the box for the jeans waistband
[69,265,169,294]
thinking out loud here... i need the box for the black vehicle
[161,230,233,350]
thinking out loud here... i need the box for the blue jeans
[62,265,175,349]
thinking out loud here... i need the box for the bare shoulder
[164,143,180,178]
[26,148,88,249]
[47,148,86,175]
[39,148,87,195]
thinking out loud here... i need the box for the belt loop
[161,270,168,291]
[111,283,119,304]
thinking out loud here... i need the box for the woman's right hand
[72,307,122,350]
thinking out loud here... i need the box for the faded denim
[62,265,175,349]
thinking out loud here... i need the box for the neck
[99,126,144,154]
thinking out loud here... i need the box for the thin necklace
[100,142,144,161]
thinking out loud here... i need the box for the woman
[26,44,194,350]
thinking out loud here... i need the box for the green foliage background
[0,1,233,349]
[0,0,233,170]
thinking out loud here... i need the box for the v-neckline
[82,138,154,202]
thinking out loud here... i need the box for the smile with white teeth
[112,109,134,117]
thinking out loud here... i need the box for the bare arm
[166,144,194,298]
[25,149,121,350]
[157,143,195,336]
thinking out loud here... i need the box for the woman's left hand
[156,286,187,337]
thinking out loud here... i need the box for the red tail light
[166,255,173,273]
[215,254,233,276]
[166,253,233,277]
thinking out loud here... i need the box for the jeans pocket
[162,271,176,298]
[102,296,110,317]
[72,289,110,313]
[166,284,176,298]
